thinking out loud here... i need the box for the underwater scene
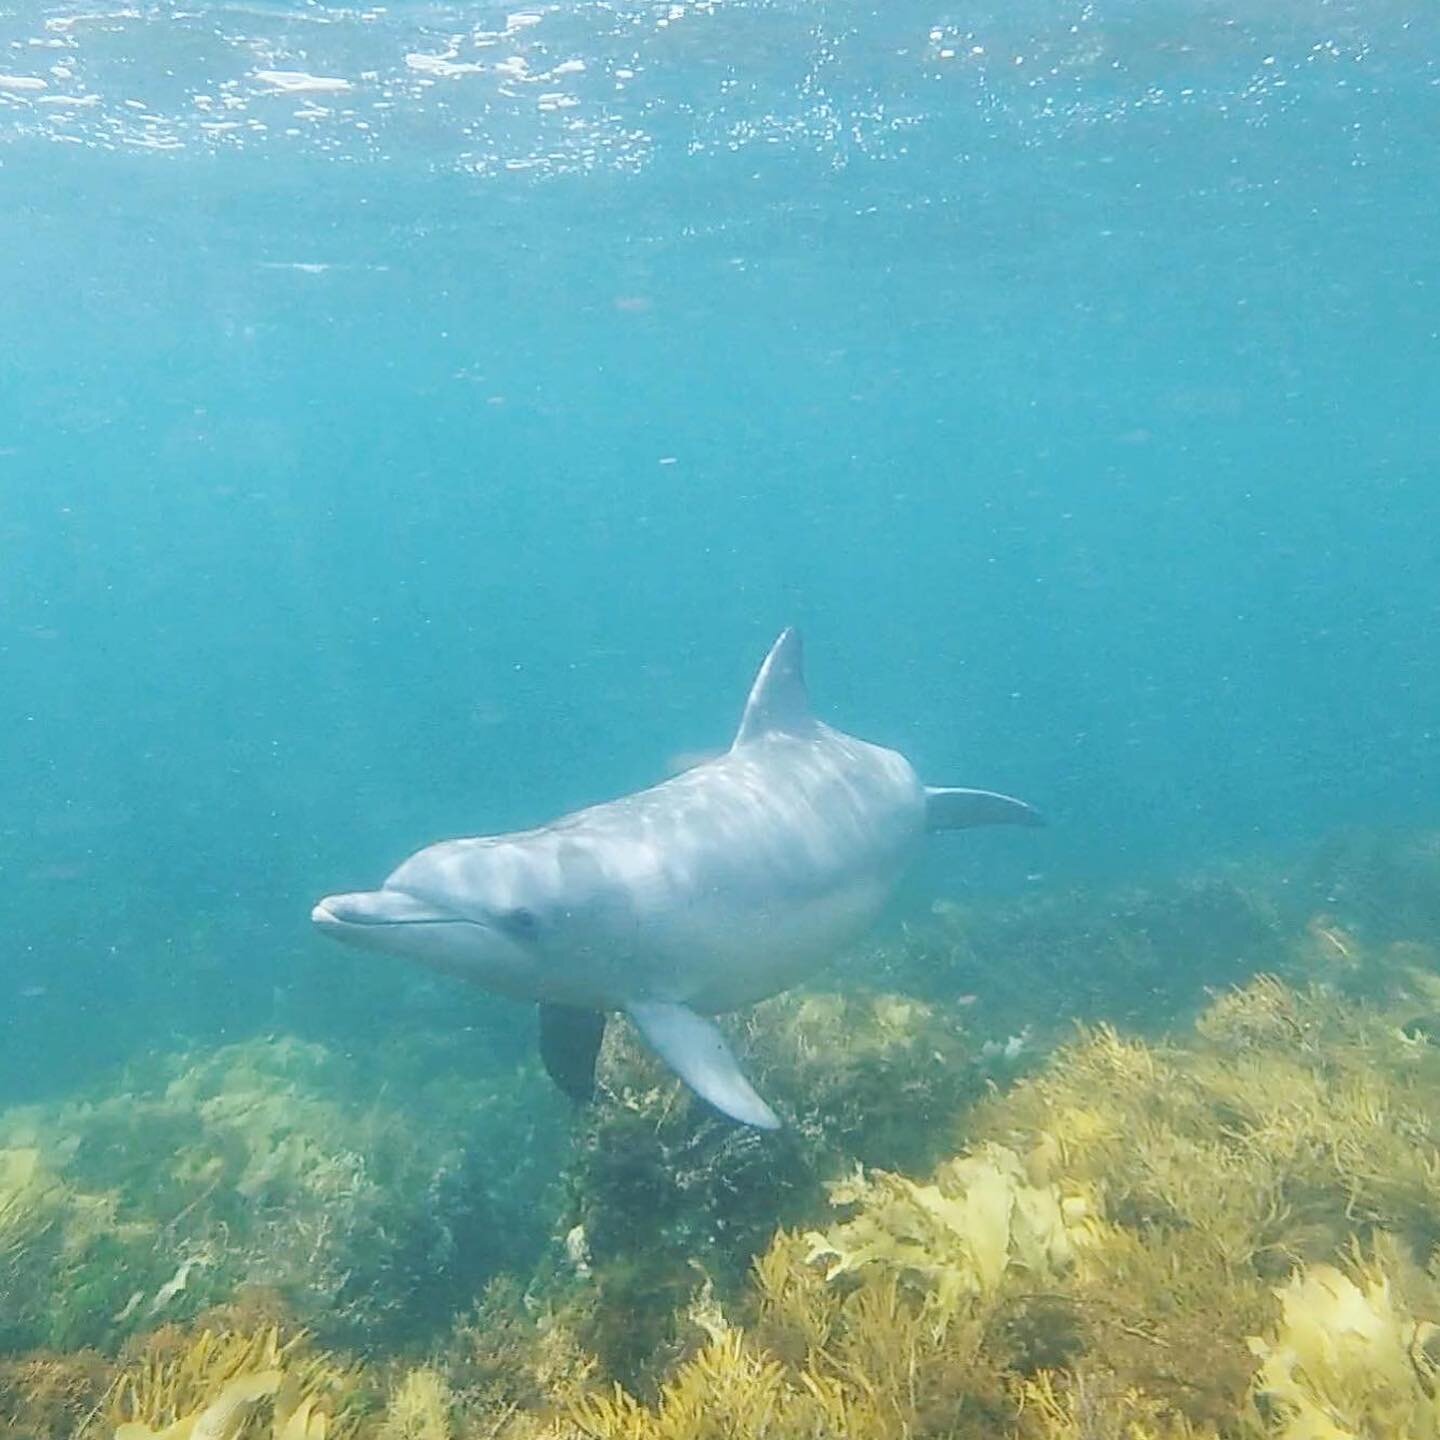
[3,0,1440,1435]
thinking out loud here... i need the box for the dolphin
[312,630,1041,1129]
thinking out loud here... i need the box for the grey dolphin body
[312,630,1040,1128]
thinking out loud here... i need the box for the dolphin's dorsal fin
[733,628,814,748]
[626,1001,781,1129]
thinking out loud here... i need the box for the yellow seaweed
[102,1327,357,1440]
[14,847,1440,1440]
[377,1369,451,1440]
[0,1147,63,1259]
[567,1328,893,1440]
[804,1142,1101,1329]
[1245,1245,1440,1439]
[1014,1370,1215,1439]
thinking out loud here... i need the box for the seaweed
[0,1036,559,1351]
[864,873,1294,1044]
[548,955,1440,1438]
[0,1348,115,1440]
[1244,1239,1440,1439]
[377,1369,452,1440]
[99,1324,361,1440]
[11,838,1440,1439]
[553,987,980,1384]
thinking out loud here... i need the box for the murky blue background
[2,0,1437,1096]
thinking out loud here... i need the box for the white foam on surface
[0,0,1420,184]
[253,69,353,94]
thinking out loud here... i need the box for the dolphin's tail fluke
[925,786,1044,830]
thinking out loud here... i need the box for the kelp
[557,955,1440,1439]
[99,1324,361,1440]
[1011,1370,1213,1440]
[0,1036,556,1350]
[568,1325,902,1440]
[0,1348,114,1439]
[0,1148,68,1349]
[804,1143,1103,1319]
[552,986,981,1385]
[870,873,1294,1043]
[0,1148,63,1256]
[376,1368,452,1440]
[1244,1239,1440,1439]
[7,839,1440,1439]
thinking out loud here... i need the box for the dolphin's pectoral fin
[925,786,1045,831]
[538,1003,608,1104]
[626,1001,781,1130]
[732,628,815,748]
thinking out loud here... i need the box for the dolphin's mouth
[312,889,481,931]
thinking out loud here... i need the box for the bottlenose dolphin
[312,630,1040,1129]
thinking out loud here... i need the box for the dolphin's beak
[311,886,531,990]
[311,888,467,933]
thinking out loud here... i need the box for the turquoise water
[2,0,1438,1099]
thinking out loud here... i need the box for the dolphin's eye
[495,907,540,939]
